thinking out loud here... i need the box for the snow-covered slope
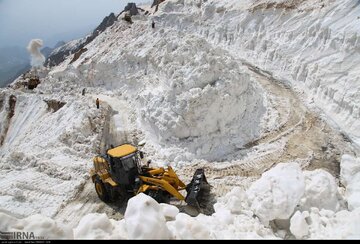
[1,0,360,240]
[0,90,108,217]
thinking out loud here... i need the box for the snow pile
[1,162,360,239]
[299,169,342,212]
[292,207,360,239]
[340,154,360,210]
[0,91,108,217]
[74,213,127,239]
[0,212,73,239]
[160,203,179,221]
[246,162,305,224]
[124,193,172,239]
[136,37,265,161]
[51,22,266,162]
[167,213,211,239]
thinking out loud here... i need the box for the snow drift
[2,164,360,239]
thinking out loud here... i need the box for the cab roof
[107,144,137,158]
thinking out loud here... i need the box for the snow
[246,162,305,225]
[167,213,210,239]
[74,213,125,239]
[307,207,360,239]
[0,213,73,239]
[160,203,179,220]
[340,154,360,210]
[1,167,360,239]
[1,0,360,240]
[340,154,360,186]
[290,211,309,239]
[300,169,342,212]
[124,193,172,239]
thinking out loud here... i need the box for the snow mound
[345,173,360,211]
[307,207,360,239]
[340,154,360,186]
[216,186,249,214]
[166,213,210,239]
[124,193,172,239]
[160,203,179,221]
[54,18,266,161]
[290,210,309,239]
[74,213,120,239]
[137,37,265,161]
[246,162,305,224]
[0,212,73,239]
[300,169,342,212]
[340,154,360,210]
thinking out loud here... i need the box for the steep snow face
[0,213,73,239]
[135,37,265,161]
[3,166,360,240]
[155,0,360,146]
[49,16,266,161]
[0,89,107,217]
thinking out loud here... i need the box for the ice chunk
[246,163,305,224]
[124,193,172,239]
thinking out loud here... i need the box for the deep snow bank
[156,0,360,146]
[2,163,359,239]
[0,89,108,217]
[48,17,266,162]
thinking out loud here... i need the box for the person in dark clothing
[152,20,155,29]
[82,88,86,96]
[96,98,100,109]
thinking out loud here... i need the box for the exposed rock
[45,13,117,67]
[44,99,66,113]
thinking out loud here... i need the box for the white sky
[0,0,147,48]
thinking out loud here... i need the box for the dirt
[0,94,17,146]
[44,99,66,113]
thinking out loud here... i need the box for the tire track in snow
[176,51,355,197]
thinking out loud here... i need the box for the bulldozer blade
[185,168,210,209]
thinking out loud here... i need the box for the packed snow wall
[52,21,266,161]
[154,0,360,145]
[0,89,109,217]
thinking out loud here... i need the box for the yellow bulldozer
[90,144,210,209]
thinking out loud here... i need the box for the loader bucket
[185,168,211,209]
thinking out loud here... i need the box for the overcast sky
[0,0,147,49]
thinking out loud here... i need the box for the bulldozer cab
[106,144,142,185]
